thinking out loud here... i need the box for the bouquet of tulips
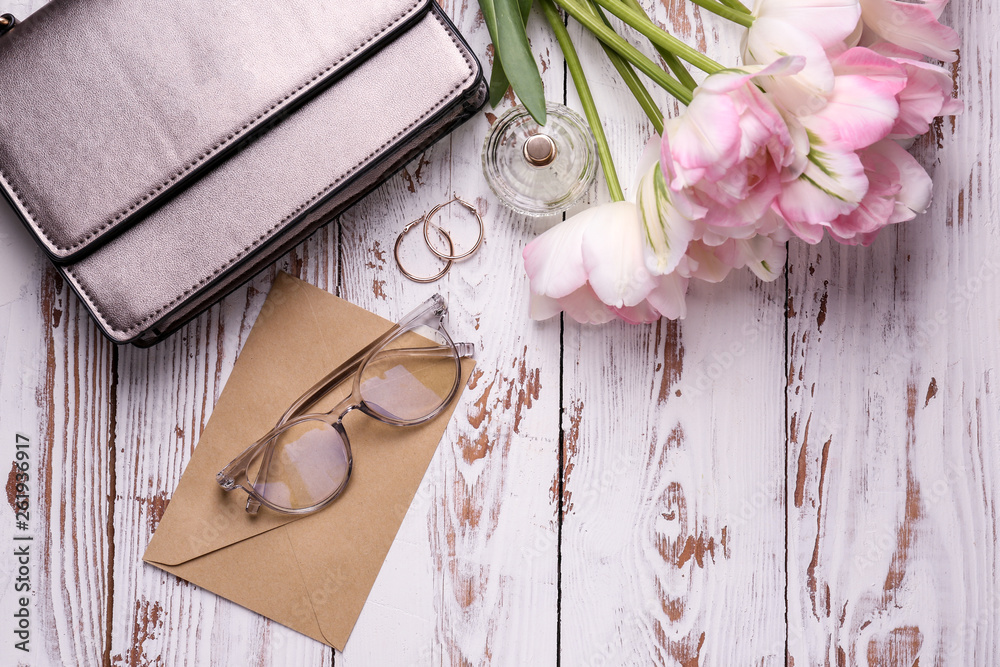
[481,0,962,324]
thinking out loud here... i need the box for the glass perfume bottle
[482,102,598,217]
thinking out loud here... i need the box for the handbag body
[0,0,486,345]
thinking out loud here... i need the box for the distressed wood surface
[558,6,787,666]
[785,1,999,664]
[0,0,995,665]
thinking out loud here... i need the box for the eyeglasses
[216,294,474,515]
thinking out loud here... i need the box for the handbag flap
[0,0,430,261]
[60,6,483,344]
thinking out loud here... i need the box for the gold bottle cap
[523,134,556,167]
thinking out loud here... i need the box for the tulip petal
[522,209,592,299]
[698,56,806,95]
[665,92,741,186]
[830,47,908,85]
[638,164,697,276]
[554,285,618,325]
[805,48,906,151]
[807,78,900,150]
[887,57,963,139]
[777,129,869,224]
[743,17,835,115]
[612,300,663,325]
[752,0,863,49]
[683,241,737,283]
[645,273,689,320]
[626,134,663,203]
[783,113,811,179]
[528,291,564,321]
[755,209,794,240]
[830,151,899,239]
[701,168,783,228]
[869,139,932,221]
[580,201,658,308]
[860,0,959,62]
[738,235,787,281]
[781,213,826,244]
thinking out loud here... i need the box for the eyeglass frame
[216,293,474,515]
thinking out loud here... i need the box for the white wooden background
[0,0,994,665]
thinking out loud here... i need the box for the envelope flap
[144,525,333,646]
[0,0,429,260]
[144,273,403,566]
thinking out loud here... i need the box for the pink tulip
[781,138,932,245]
[653,59,802,247]
[523,201,689,324]
[515,0,963,329]
[775,48,907,238]
[828,139,933,245]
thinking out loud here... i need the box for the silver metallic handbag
[0,0,486,345]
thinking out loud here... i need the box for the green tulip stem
[540,0,625,201]
[585,1,664,134]
[687,0,754,26]
[619,0,697,92]
[552,0,695,104]
[582,0,725,74]
[718,0,752,15]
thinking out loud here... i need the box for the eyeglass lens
[359,325,459,422]
[248,420,350,511]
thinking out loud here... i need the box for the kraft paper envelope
[143,272,474,649]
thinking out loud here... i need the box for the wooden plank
[558,3,787,665]
[108,230,338,666]
[0,2,117,664]
[337,2,562,663]
[35,268,116,666]
[784,2,999,664]
[559,275,788,662]
[0,257,114,666]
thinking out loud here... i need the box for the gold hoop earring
[394,217,454,283]
[422,195,484,262]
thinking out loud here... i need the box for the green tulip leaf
[489,60,511,108]
[487,0,534,107]
[480,0,502,60]
[493,0,546,125]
